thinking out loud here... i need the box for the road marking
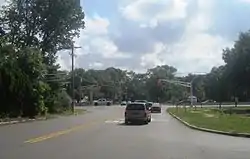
[104,118,169,124]
[24,120,100,144]
[105,119,124,124]
[24,115,121,144]
[153,119,169,122]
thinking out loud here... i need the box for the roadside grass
[0,108,87,123]
[167,107,250,133]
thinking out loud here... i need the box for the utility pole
[69,41,81,113]
[190,83,193,108]
[90,87,93,106]
[190,76,199,109]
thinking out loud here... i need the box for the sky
[2,0,250,74]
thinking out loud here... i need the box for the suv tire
[148,117,151,122]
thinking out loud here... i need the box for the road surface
[1,105,250,159]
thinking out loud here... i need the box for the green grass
[0,109,87,123]
[167,107,250,133]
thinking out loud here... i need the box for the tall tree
[222,31,250,101]
[0,0,85,114]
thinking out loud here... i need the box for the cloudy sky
[2,0,250,74]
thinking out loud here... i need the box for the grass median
[167,107,250,133]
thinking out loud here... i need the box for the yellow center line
[24,116,117,144]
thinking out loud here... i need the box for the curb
[167,110,250,138]
[0,117,47,126]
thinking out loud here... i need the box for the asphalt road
[1,105,250,159]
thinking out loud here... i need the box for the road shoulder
[0,108,87,126]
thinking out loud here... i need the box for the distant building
[187,96,197,103]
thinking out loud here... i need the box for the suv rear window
[152,106,160,110]
[135,100,147,103]
[126,104,145,110]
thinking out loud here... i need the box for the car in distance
[121,101,127,106]
[124,102,151,124]
[146,102,153,109]
[151,103,161,113]
[93,98,113,106]
[134,100,148,103]
[201,99,216,105]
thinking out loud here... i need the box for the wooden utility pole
[90,87,93,105]
[69,41,81,113]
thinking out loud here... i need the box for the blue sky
[1,0,250,74]
[81,0,119,18]
[66,0,250,74]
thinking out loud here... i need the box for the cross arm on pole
[159,79,191,88]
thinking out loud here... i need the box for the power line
[45,72,68,76]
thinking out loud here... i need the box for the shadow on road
[117,122,146,126]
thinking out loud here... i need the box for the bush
[53,90,72,113]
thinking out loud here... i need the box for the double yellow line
[24,119,103,144]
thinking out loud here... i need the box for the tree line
[1,0,250,118]
[69,31,250,105]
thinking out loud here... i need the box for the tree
[222,31,250,101]
[0,0,85,116]
[1,0,85,53]
[0,45,48,117]
[204,66,227,105]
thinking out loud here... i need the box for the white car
[94,98,113,106]
[121,101,132,106]
[121,101,127,106]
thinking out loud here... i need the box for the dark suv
[134,100,152,110]
[125,102,151,124]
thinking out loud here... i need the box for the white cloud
[89,62,103,68]
[166,33,232,73]
[84,15,110,35]
[79,15,131,59]
[140,43,166,68]
[240,0,250,3]
[0,0,7,6]
[59,14,131,70]
[138,33,232,73]
[2,0,247,74]
[70,0,237,73]
[88,36,131,59]
[134,0,233,73]
[120,0,188,27]
[57,51,72,70]
[186,0,213,32]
